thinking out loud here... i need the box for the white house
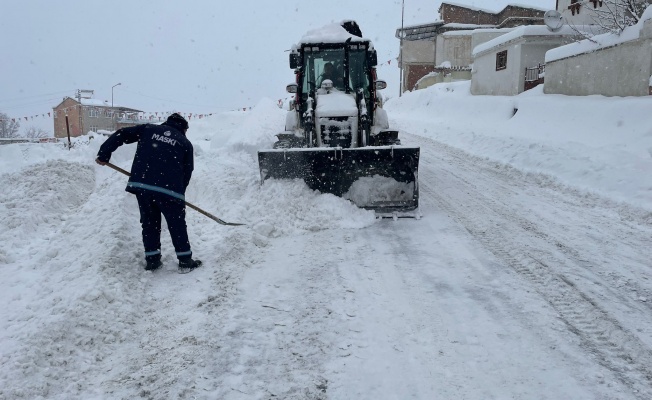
[471,25,581,95]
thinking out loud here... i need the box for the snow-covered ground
[1,82,651,399]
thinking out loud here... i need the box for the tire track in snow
[405,131,652,399]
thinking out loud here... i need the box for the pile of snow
[0,100,378,398]
[297,21,367,46]
[344,175,415,207]
[387,81,652,211]
[191,98,283,156]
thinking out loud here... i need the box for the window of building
[89,108,99,118]
[90,126,98,132]
[496,50,507,71]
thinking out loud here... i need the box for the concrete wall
[471,43,523,95]
[400,39,436,91]
[544,24,652,96]
[471,30,512,51]
[436,33,473,66]
[400,40,435,64]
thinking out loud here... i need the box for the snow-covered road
[2,90,651,399]
[184,130,652,399]
[407,130,652,399]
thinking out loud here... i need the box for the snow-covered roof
[443,23,496,29]
[76,97,141,112]
[443,27,514,37]
[442,30,476,37]
[546,6,652,63]
[473,25,584,56]
[80,98,109,107]
[440,1,549,13]
[396,21,444,40]
[297,21,368,46]
[401,20,444,31]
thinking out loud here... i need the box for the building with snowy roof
[52,90,143,138]
[470,25,584,95]
[395,2,547,92]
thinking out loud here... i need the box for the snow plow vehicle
[257,21,419,214]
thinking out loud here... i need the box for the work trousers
[135,191,192,262]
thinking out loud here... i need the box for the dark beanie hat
[165,113,189,130]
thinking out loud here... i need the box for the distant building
[396,2,547,92]
[52,90,143,138]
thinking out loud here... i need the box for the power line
[0,90,74,104]
[0,97,63,111]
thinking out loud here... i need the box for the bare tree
[24,126,51,138]
[588,0,651,34]
[0,111,20,138]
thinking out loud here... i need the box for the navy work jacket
[96,123,194,201]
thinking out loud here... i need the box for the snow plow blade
[258,146,419,212]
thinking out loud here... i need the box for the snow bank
[386,81,652,210]
[189,98,284,158]
[0,101,377,398]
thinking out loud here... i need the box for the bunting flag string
[0,102,273,122]
[378,58,393,67]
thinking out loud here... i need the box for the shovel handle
[102,161,245,226]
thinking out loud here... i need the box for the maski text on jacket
[152,133,177,146]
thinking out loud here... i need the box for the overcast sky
[1,0,553,133]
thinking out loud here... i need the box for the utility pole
[399,0,405,97]
[112,83,121,107]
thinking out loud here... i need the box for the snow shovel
[104,162,245,226]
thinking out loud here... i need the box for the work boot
[145,255,162,271]
[178,258,202,274]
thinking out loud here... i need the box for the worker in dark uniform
[319,62,344,89]
[96,113,202,273]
